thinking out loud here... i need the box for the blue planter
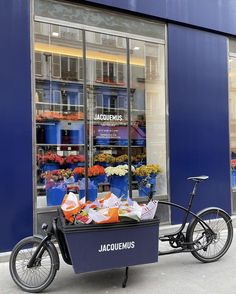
[74,175,84,182]
[41,163,60,172]
[79,187,98,202]
[94,161,109,168]
[232,170,236,188]
[110,175,128,198]
[90,175,106,185]
[136,174,157,197]
[67,162,85,170]
[45,123,58,144]
[46,184,66,206]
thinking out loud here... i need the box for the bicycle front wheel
[187,208,233,263]
[9,236,58,293]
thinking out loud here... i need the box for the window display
[34,4,167,211]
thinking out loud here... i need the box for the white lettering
[98,241,136,253]
[94,114,123,121]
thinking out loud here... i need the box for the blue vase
[79,187,98,201]
[110,175,128,198]
[232,170,236,188]
[136,175,157,197]
[90,175,106,185]
[41,163,60,172]
[74,174,83,182]
[94,161,109,168]
[46,184,66,206]
[149,173,157,192]
[67,162,85,170]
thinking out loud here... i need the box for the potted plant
[105,164,130,198]
[135,164,162,197]
[88,165,106,184]
[41,169,67,206]
[94,153,115,167]
[37,151,64,172]
[73,165,106,184]
[115,154,128,165]
[65,154,85,169]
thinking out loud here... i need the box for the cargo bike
[9,175,233,293]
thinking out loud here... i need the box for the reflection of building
[1,0,236,252]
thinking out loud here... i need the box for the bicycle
[9,175,233,292]
[141,175,233,262]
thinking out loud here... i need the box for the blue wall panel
[85,0,236,36]
[0,0,32,252]
[168,24,231,224]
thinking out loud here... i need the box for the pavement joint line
[1,215,236,263]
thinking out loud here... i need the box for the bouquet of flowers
[105,164,129,176]
[41,169,64,182]
[37,151,64,165]
[115,154,128,163]
[65,154,85,164]
[73,167,85,177]
[131,154,146,163]
[73,165,105,177]
[94,153,115,163]
[135,164,162,177]
[88,165,105,177]
[42,169,74,181]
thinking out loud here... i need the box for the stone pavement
[0,228,235,294]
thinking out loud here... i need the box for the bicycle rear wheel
[187,208,233,263]
[9,236,58,293]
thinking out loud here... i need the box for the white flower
[105,164,130,176]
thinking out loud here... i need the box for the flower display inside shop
[105,164,130,177]
[41,169,64,182]
[65,154,85,164]
[94,153,115,163]
[42,169,74,182]
[88,165,105,177]
[231,159,236,170]
[131,154,146,163]
[73,165,105,177]
[115,154,128,163]
[135,164,162,177]
[37,151,64,165]
[73,167,85,176]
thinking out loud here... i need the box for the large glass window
[33,2,167,226]
[34,23,85,209]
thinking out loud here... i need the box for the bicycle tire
[9,236,58,293]
[187,208,233,263]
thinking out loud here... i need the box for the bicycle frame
[157,200,217,255]
[144,179,218,255]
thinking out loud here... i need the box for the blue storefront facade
[0,0,235,252]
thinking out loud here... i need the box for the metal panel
[0,0,32,252]
[168,24,231,224]
[84,0,236,36]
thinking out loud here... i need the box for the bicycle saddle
[187,175,209,182]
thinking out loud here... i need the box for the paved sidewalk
[0,228,235,294]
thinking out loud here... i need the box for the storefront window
[33,1,167,217]
[229,39,236,212]
[130,39,167,197]
[34,23,85,208]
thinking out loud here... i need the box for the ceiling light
[52,32,59,37]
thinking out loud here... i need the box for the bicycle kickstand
[122,267,129,288]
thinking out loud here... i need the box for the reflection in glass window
[34,22,85,209]
[33,14,166,212]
